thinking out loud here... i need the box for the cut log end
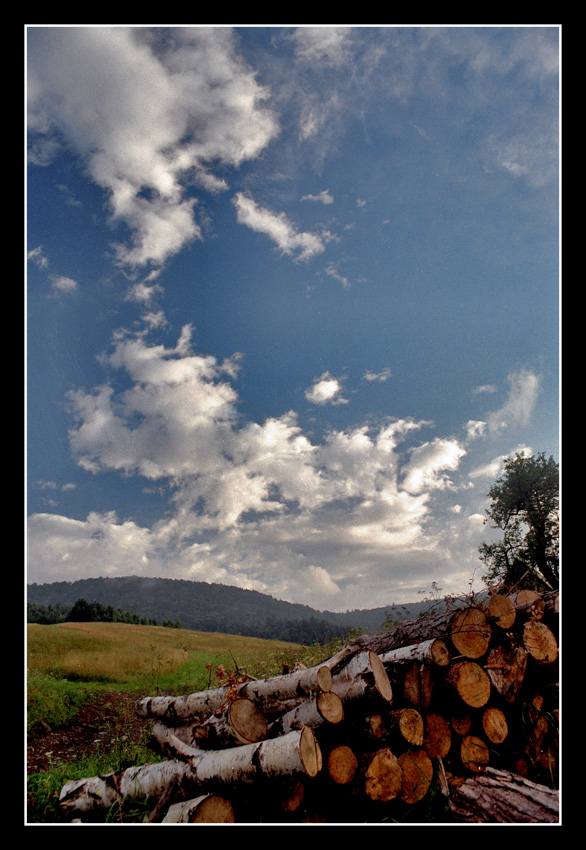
[482,706,508,744]
[364,748,402,802]
[522,620,558,663]
[461,735,490,773]
[317,691,344,725]
[447,661,492,709]
[389,708,425,746]
[316,665,333,693]
[450,607,492,659]
[299,726,322,778]
[328,745,358,785]
[163,794,235,824]
[431,638,452,666]
[230,697,268,744]
[398,749,433,804]
[424,713,452,759]
[488,594,516,629]
[369,650,393,702]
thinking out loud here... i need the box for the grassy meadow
[26,620,315,733]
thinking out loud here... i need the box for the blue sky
[26,26,559,611]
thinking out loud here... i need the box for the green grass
[27,669,91,737]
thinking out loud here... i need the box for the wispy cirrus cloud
[233,192,330,261]
[486,369,541,434]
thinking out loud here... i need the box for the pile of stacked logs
[58,588,559,824]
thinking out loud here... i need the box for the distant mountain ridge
[26,576,430,643]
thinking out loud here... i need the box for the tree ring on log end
[299,726,322,777]
[369,650,393,702]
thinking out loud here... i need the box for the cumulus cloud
[402,438,466,495]
[305,372,348,406]
[233,192,328,261]
[24,327,491,607]
[27,27,279,269]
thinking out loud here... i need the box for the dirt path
[27,690,152,775]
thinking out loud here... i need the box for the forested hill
[26,576,426,643]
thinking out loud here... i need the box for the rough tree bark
[450,767,559,823]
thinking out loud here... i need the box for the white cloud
[27,27,279,269]
[402,438,466,496]
[233,192,328,261]
[486,369,541,434]
[301,189,334,205]
[364,368,392,383]
[292,27,353,67]
[26,326,493,607]
[325,263,350,289]
[464,420,487,441]
[469,445,533,480]
[305,372,348,406]
[50,274,78,295]
[27,511,155,584]
[27,246,49,269]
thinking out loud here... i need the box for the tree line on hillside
[27,598,181,629]
[26,597,351,644]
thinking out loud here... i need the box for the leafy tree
[479,452,559,592]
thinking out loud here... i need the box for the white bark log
[59,728,321,815]
[135,664,332,724]
[238,663,332,703]
[331,649,393,703]
[268,691,343,737]
[379,638,451,668]
[162,794,235,823]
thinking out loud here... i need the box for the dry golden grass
[27,621,299,687]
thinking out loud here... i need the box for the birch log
[159,697,268,749]
[268,691,343,737]
[330,649,393,704]
[162,794,235,823]
[135,663,332,723]
[59,728,322,816]
[239,664,333,703]
[380,638,451,668]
